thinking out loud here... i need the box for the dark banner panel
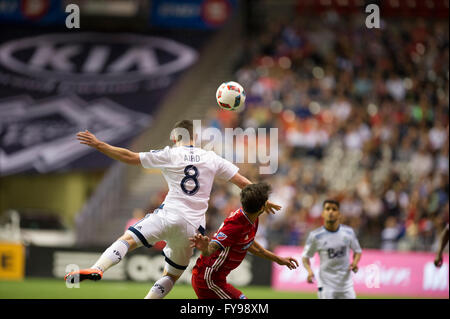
[0,0,67,25]
[150,0,238,30]
[0,28,211,175]
[0,0,146,25]
[25,245,272,286]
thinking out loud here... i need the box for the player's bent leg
[144,214,197,299]
[65,233,137,284]
[192,272,225,299]
[162,269,182,282]
[145,270,181,299]
[193,286,222,299]
[203,274,245,299]
[90,233,135,272]
[118,232,139,251]
[224,283,247,299]
[201,267,232,299]
[145,248,190,299]
[144,259,186,299]
[191,265,245,299]
[66,210,165,285]
[125,210,166,250]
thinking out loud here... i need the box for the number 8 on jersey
[180,165,200,195]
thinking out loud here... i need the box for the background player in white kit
[302,199,362,299]
[65,120,281,299]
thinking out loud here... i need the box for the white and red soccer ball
[216,81,246,111]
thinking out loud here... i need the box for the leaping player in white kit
[302,199,362,299]
[65,120,281,299]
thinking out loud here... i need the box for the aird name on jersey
[184,154,200,162]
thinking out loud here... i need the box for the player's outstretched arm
[229,172,252,189]
[189,234,221,257]
[435,225,449,267]
[76,130,140,165]
[302,257,315,283]
[248,241,298,270]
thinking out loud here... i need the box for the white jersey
[302,225,362,291]
[139,145,239,229]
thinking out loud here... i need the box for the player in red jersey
[189,183,299,299]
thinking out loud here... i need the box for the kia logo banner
[0,32,198,95]
[0,29,206,175]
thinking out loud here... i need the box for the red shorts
[192,266,247,299]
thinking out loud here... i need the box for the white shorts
[317,286,356,299]
[125,205,204,276]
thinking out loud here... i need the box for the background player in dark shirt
[189,183,298,299]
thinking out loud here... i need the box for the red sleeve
[211,219,241,249]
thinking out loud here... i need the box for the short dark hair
[172,120,194,142]
[323,199,340,209]
[240,182,271,214]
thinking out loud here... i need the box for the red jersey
[193,207,258,281]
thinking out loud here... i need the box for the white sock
[91,240,129,272]
[144,276,175,299]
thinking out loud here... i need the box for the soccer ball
[216,81,246,111]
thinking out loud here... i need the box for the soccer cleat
[64,268,103,284]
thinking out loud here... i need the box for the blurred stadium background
[0,0,448,299]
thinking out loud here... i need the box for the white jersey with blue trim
[302,224,362,291]
[139,145,239,229]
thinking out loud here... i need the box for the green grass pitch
[0,278,428,299]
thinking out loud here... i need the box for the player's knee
[118,233,138,251]
[168,273,181,283]
[163,271,181,283]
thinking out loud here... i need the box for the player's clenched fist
[307,271,315,284]
[76,130,101,148]
[348,263,359,273]
[434,254,443,268]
